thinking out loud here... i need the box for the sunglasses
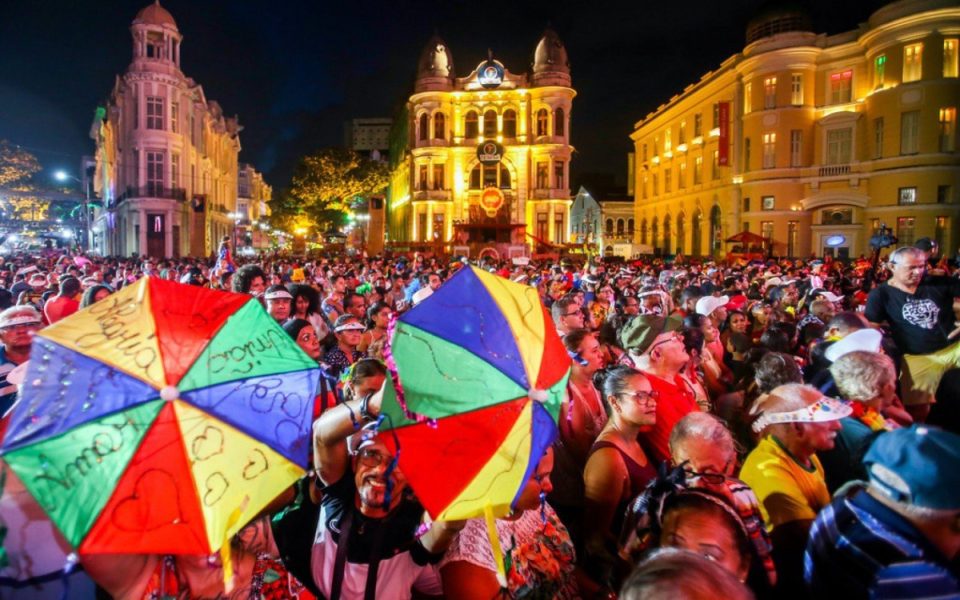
[358,447,392,468]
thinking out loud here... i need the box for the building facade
[631,0,960,260]
[570,186,637,255]
[237,163,272,250]
[90,1,245,258]
[345,118,393,159]
[387,29,576,254]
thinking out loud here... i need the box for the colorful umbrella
[0,278,319,582]
[379,266,570,522]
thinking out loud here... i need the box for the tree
[0,140,41,188]
[277,148,389,231]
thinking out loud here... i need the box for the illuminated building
[237,163,272,249]
[387,29,575,255]
[631,0,960,259]
[90,1,248,258]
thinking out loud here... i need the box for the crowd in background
[0,241,958,599]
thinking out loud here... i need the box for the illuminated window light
[676,143,688,153]
[732,175,743,184]
[709,128,720,138]
[692,136,704,146]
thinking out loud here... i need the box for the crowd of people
[0,240,958,600]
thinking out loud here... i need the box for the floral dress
[441,503,578,600]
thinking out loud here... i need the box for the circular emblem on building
[476,141,504,165]
[825,235,846,247]
[477,60,504,89]
[480,187,505,216]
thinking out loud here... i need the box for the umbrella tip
[528,389,548,403]
[160,385,179,402]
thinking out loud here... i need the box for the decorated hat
[751,396,851,433]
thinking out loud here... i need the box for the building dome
[533,27,570,75]
[745,2,812,44]
[133,0,178,29]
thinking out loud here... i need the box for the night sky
[0,0,884,193]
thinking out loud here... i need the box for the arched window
[710,203,722,253]
[483,110,497,137]
[470,164,481,189]
[465,111,479,138]
[641,219,648,244]
[628,218,635,235]
[499,164,511,189]
[651,219,659,251]
[503,109,517,137]
[536,109,549,136]
[418,113,428,141]
[470,163,511,189]
[617,219,625,236]
[605,218,614,235]
[554,108,565,137]
[692,210,703,256]
[676,213,685,255]
[433,113,445,140]
[663,215,672,254]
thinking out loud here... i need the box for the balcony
[818,164,851,177]
[531,188,569,200]
[412,189,452,202]
[118,185,187,202]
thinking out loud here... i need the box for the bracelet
[359,392,374,422]
[345,402,360,430]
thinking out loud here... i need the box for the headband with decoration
[751,397,851,433]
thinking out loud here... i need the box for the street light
[53,170,91,251]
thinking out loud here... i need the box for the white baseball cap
[825,328,883,363]
[695,295,730,317]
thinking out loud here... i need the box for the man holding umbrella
[310,386,465,599]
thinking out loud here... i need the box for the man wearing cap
[264,284,293,323]
[805,425,960,598]
[740,383,850,593]
[17,272,48,312]
[620,314,698,462]
[310,385,465,599]
[865,246,960,421]
[0,306,42,415]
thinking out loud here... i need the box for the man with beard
[865,246,960,421]
[311,384,464,599]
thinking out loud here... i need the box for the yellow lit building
[631,0,960,259]
[387,30,576,255]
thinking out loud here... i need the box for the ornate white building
[90,1,244,258]
[387,29,576,255]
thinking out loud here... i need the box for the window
[712,150,720,179]
[617,219,625,236]
[433,213,445,241]
[606,218,614,235]
[874,55,886,88]
[483,110,497,138]
[897,216,916,246]
[763,132,776,169]
[464,111,478,138]
[554,108,565,137]
[901,111,920,154]
[432,164,444,190]
[762,196,775,211]
[536,162,548,188]
[665,128,672,153]
[171,153,180,187]
[498,164,510,189]
[744,138,751,171]
[744,82,752,114]
[653,173,659,196]
[946,40,959,78]
[662,216,672,254]
[676,214,685,254]
[713,103,720,128]
[434,113,445,139]
[418,213,428,242]
[904,43,923,82]
[822,208,853,225]
[829,70,852,104]
[642,174,649,199]
[694,156,703,184]
[146,96,164,130]
[694,113,702,137]
[502,110,517,137]
[764,76,777,109]
[679,121,686,144]
[146,151,164,194]
[678,162,686,189]
[761,221,774,245]
[469,164,481,189]
[791,74,803,105]
[171,101,179,134]
[826,128,852,165]
[133,97,139,129]
[874,117,885,159]
[935,216,948,252]
[743,197,751,212]
[536,109,549,136]
[938,185,952,204]
[787,221,798,257]
[641,219,648,244]
[554,211,564,243]
[418,113,428,141]
[418,165,428,190]
[939,108,956,152]
[642,143,648,162]
[790,130,802,167]
[554,161,565,189]
[628,219,635,234]
[899,187,917,205]
[664,168,672,193]
[483,163,498,188]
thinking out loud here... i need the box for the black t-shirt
[864,276,960,355]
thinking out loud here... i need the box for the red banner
[718,101,730,167]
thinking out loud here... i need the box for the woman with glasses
[581,365,658,588]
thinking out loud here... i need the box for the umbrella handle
[483,504,508,590]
